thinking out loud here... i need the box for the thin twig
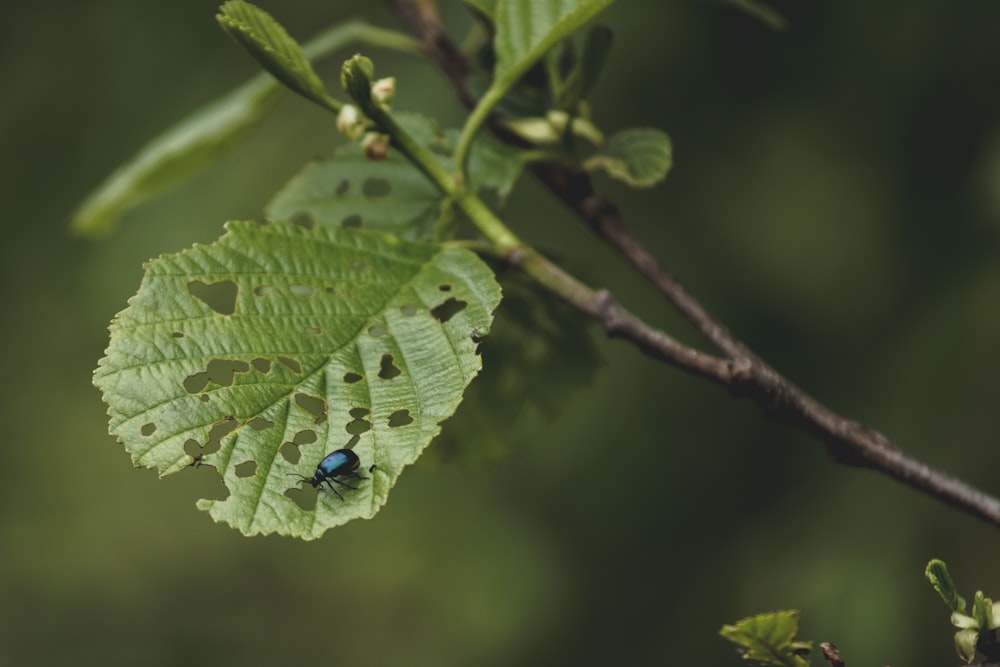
[385,0,1000,529]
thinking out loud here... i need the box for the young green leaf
[70,75,282,237]
[217,0,341,113]
[94,221,501,539]
[493,0,615,87]
[927,558,968,613]
[719,610,812,667]
[584,128,673,188]
[455,0,615,171]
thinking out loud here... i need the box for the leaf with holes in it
[94,220,501,539]
[267,113,523,241]
[266,154,442,241]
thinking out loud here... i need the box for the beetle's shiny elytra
[288,448,368,500]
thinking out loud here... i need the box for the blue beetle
[289,448,368,500]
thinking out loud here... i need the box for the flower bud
[361,132,390,160]
[371,77,396,111]
[336,104,367,141]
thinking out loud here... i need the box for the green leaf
[955,627,980,664]
[927,559,968,614]
[493,0,615,88]
[217,0,340,113]
[70,75,282,237]
[268,114,523,241]
[455,0,615,171]
[719,610,812,667]
[69,20,419,237]
[94,221,501,539]
[266,154,443,241]
[973,591,993,629]
[464,0,498,21]
[584,127,673,188]
[577,23,613,100]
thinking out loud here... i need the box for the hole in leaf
[234,461,257,478]
[343,371,364,384]
[285,486,317,511]
[184,439,201,456]
[293,429,317,445]
[342,214,363,228]
[200,394,211,403]
[189,279,238,315]
[400,304,417,317]
[252,357,271,373]
[336,179,350,196]
[279,441,300,463]
[368,324,387,338]
[345,434,361,449]
[305,326,323,336]
[438,284,452,292]
[295,393,327,424]
[247,417,274,431]
[207,417,239,447]
[183,372,210,394]
[362,177,391,198]
[291,214,315,230]
[352,259,371,273]
[278,356,302,374]
[206,359,251,387]
[346,416,372,435]
[290,284,314,298]
[346,408,371,435]
[388,409,413,428]
[140,423,157,437]
[254,285,275,297]
[431,298,468,324]
[171,331,185,338]
[325,286,336,295]
[378,354,402,380]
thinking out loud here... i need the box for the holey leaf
[94,221,501,539]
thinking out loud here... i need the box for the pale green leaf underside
[70,75,282,236]
[584,128,672,188]
[719,610,811,667]
[94,221,501,539]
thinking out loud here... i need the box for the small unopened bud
[361,132,390,160]
[337,104,366,141]
[371,77,396,110]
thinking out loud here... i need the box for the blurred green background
[4,0,1000,664]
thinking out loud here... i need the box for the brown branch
[386,0,1000,529]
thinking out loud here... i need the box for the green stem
[453,83,506,178]
[374,107,521,251]
[302,20,422,60]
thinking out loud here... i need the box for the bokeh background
[4,0,1000,664]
